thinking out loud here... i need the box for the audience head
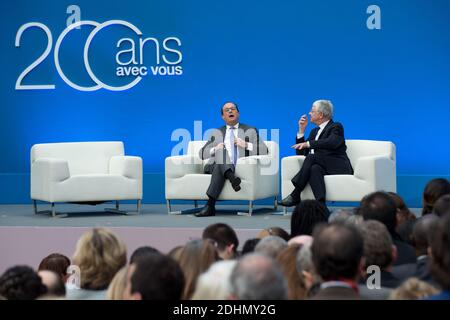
[192,260,237,300]
[254,236,288,259]
[429,214,450,290]
[73,228,127,290]
[388,192,416,226]
[38,253,71,282]
[422,178,450,215]
[328,208,352,223]
[257,227,290,241]
[389,278,439,300]
[0,265,47,300]
[433,194,450,217]
[106,266,128,300]
[276,244,306,299]
[175,239,218,299]
[288,235,313,247]
[359,191,398,236]
[241,238,260,255]
[360,220,396,270]
[38,270,66,297]
[291,200,329,237]
[124,252,184,300]
[230,253,287,300]
[129,246,160,264]
[167,245,184,261]
[296,243,321,296]
[312,223,364,282]
[202,223,239,260]
[412,214,440,256]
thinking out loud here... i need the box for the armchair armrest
[31,158,70,182]
[281,155,305,180]
[165,155,203,179]
[109,156,142,180]
[353,155,396,191]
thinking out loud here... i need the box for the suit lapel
[317,119,334,140]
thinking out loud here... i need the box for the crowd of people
[0,178,449,300]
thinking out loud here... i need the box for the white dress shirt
[210,123,254,159]
[297,120,330,154]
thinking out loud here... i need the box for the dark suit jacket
[296,119,353,174]
[392,256,435,284]
[199,123,268,163]
[310,286,360,300]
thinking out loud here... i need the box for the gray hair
[191,260,237,300]
[254,236,288,259]
[313,100,333,119]
[230,253,287,300]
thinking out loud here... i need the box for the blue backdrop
[1,0,449,206]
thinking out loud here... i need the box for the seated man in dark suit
[195,102,268,217]
[279,100,353,207]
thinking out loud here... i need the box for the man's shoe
[194,204,216,217]
[231,177,241,192]
[277,195,300,207]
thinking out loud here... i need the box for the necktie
[229,127,238,165]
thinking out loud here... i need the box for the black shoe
[231,177,241,192]
[277,195,300,207]
[194,204,216,217]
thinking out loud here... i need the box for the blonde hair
[73,228,127,290]
[106,266,128,300]
[389,278,439,300]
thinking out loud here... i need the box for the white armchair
[31,141,143,217]
[165,141,279,215]
[281,140,396,213]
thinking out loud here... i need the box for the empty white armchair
[165,141,279,215]
[281,140,396,213]
[31,141,143,217]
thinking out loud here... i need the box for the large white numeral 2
[15,22,55,90]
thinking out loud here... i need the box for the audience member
[129,246,160,264]
[256,227,290,241]
[291,200,328,237]
[311,223,363,300]
[254,236,287,259]
[241,238,260,255]
[38,270,66,298]
[123,253,184,300]
[389,278,439,300]
[296,242,321,297]
[66,228,127,300]
[202,223,239,260]
[276,244,306,299]
[433,194,450,217]
[358,191,416,265]
[191,260,237,300]
[174,239,218,299]
[422,178,450,215]
[106,266,128,300]
[38,253,71,282]
[0,265,47,300]
[230,253,287,300]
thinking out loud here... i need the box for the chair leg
[248,201,253,216]
[51,203,56,217]
[137,200,141,214]
[166,200,172,214]
[116,201,119,210]
[194,200,198,208]
[283,207,288,216]
[33,200,38,214]
[274,197,278,211]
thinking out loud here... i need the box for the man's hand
[234,138,247,149]
[298,114,308,134]
[291,142,309,150]
[215,143,225,151]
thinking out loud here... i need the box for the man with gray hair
[279,100,353,207]
[230,253,287,300]
[254,236,288,259]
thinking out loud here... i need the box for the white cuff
[246,142,253,152]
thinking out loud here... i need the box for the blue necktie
[229,127,238,165]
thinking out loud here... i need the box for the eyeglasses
[224,107,237,112]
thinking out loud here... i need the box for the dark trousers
[291,154,353,203]
[204,148,235,199]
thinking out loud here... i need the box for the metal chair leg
[274,197,278,211]
[166,200,172,214]
[33,200,38,214]
[116,201,119,210]
[248,201,253,216]
[137,200,141,214]
[194,200,198,208]
[51,203,56,217]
